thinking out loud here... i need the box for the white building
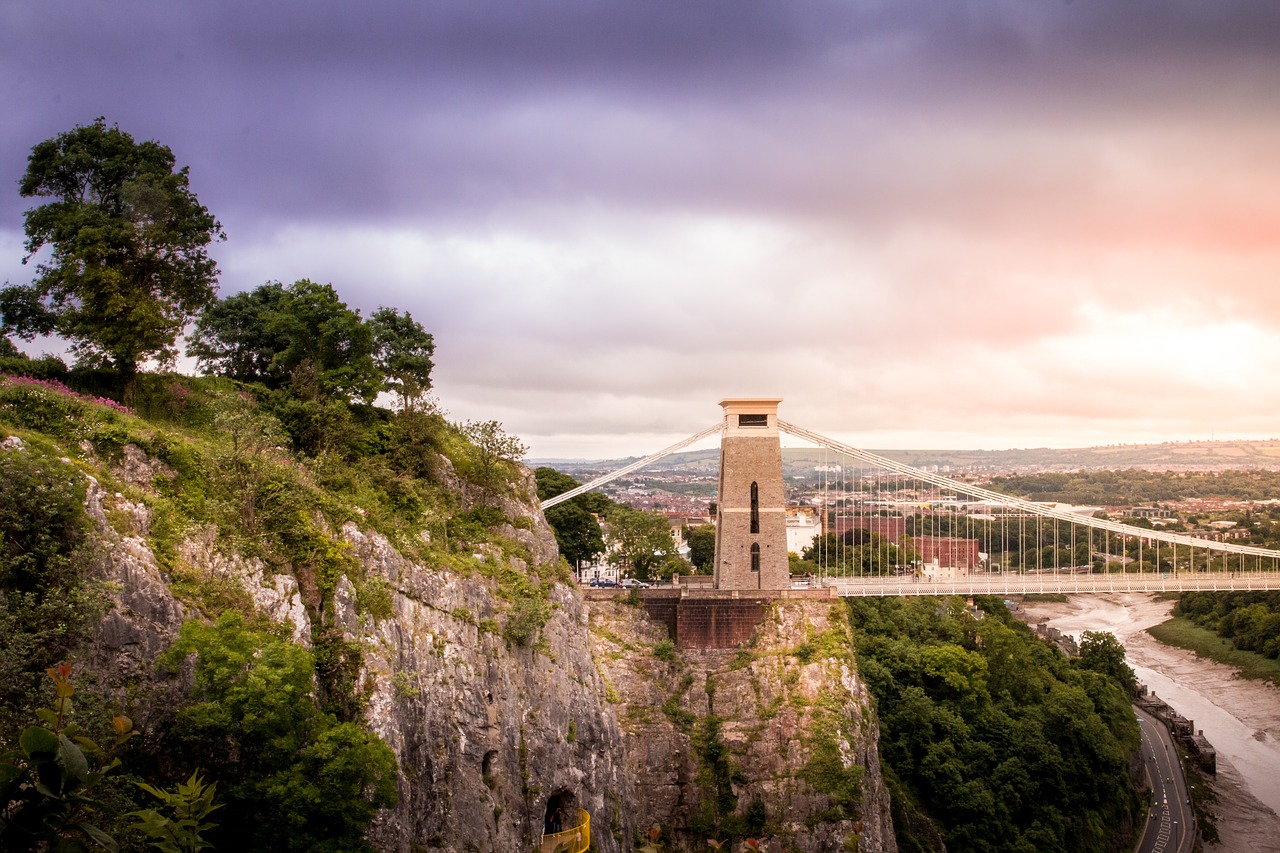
[786,507,822,555]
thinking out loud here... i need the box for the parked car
[588,578,619,588]
[620,578,651,589]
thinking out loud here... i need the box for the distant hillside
[536,439,1280,478]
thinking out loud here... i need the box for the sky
[3,0,1280,460]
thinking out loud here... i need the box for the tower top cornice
[718,398,783,414]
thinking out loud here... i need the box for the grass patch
[1021,593,1068,603]
[1147,616,1280,687]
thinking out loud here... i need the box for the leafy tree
[544,503,605,571]
[655,554,692,581]
[189,280,380,403]
[686,524,716,572]
[460,420,527,499]
[535,468,609,570]
[1,119,223,399]
[368,307,434,411]
[1076,631,1137,695]
[605,506,675,580]
[161,613,398,853]
[266,280,380,403]
[185,282,291,386]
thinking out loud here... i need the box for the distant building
[913,535,981,571]
[785,507,822,555]
[838,515,907,542]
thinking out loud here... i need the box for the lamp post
[1173,820,1179,852]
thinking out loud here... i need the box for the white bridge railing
[823,571,1280,598]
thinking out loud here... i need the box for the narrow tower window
[750,543,761,572]
[750,481,760,533]
[739,413,768,428]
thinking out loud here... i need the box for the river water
[1019,594,1280,853]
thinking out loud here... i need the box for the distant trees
[799,531,916,576]
[1176,591,1280,659]
[605,505,676,581]
[0,119,224,399]
[686,524,716,572]
[535,468,607,570]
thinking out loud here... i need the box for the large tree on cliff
[0,119,224,398]
[189,279,382,403]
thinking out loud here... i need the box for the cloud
[3,1,1280,457]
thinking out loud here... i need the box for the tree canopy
[369,307,435,410]
[686,524,716,572]
[0,119,223,395]
[189,282,437,413]
[848,596,1142,853]
[535,467,608,569]
[189,279,382,403]
[161,612,398,853]
[605,505,676,580]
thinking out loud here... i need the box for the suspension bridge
[543,400,1280,597]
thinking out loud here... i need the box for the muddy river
[1019,594,1280,853]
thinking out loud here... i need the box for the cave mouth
[543,789,578,835]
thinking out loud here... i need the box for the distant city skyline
[4,2,1280,459]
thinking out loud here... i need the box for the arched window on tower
[750,481,759,534]
[750,543,761,573]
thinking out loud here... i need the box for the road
[1136,705,1194,853]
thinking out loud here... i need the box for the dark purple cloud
[5,0,1279,231]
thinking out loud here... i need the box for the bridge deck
[824,571,1280,597]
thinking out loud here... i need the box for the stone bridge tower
[714,398,790,590]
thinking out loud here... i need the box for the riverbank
[1147,615,1280,688]
[1019,594,1280,853]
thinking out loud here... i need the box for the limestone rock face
[68,446,631,853]
[590,598,898,853]
[343,525,632,853]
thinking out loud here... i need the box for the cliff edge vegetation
[0,358,626,852]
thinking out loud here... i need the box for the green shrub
[161,613,397,853]
[0,451,106,735]
[354,576,395,622]
[504,596,552,648]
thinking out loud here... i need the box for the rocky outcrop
[590,597,897,853]
[71,442,632,853]
[342,524,632,853]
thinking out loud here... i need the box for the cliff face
[51,438,895,853]
[589,597,898,853]
[342,515,633,853]
[69,446,634,853]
